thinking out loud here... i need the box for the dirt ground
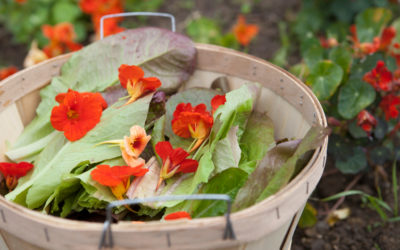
[1,0,399,249]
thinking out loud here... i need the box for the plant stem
[393,160,398,217]
[322,173,363,217]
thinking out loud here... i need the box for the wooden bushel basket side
[0,44,327,250]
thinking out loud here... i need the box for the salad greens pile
[3,27,327,221]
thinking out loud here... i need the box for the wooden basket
[0,44,327,250]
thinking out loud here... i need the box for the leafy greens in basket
[1,27,327,221]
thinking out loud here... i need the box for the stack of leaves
[0,27,327,221]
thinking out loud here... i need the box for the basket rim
[0,43,327,234]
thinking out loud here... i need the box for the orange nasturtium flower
[0,66,18,81]
[91,164,148,200]
[79,0,124,38]
[363,60,393,92]
[0,162,33,190]
[164,211,192,220]
[211,94,226,114]
[118,65,162,105]
[50,89,107,141]
[41,23,83,58]
[233,15,259,46]
[155,141,199,188]
[172,103,214,152]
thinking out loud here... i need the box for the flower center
[67,109,79,119]
[131,138,142,150]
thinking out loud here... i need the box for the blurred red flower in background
[363,61,393,91]
[0,66,18,80]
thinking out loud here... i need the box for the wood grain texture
[0,44,327,250]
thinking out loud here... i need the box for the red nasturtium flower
[50,89,107,141]
[0,162,33,190]
[118,64,162,105]
[164,211,192,220]
[357,110,377,134]
[350,25,380,56]
[41,23,83,58]
[363,61,393,91]
[380,94,400,120]
[172,103,213,139]
[0,66,18,80]
[211,94,226,114]
[233,15,259,46]
[379,27,396,51]
[155,141,199,188]
[91,164,148,200]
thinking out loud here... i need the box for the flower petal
[155,141,174,161]
[177,159,198,173]
[118,64,144,89]
[164,211,191,220]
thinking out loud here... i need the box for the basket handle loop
[100,12,176,39]
[99,194,235,249]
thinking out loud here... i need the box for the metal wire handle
[99,194,235,249]
[100,12,176,39]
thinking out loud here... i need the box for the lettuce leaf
[9,27,196,160]
[157,85,256,208]
[238,112,275,174]
[6,95,152,209]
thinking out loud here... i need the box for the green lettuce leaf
[191,168,248,218]
[9,27,196,160]
[6,95,152,209]
[256,125,328,202]
[239,111,275,174]
[232,139,300,212]
[157,85,256,208]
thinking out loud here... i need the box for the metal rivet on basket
[306,182,310,194]
[280,79,283,82]
[280,86,284,90]
[0,209,6,223]
[52,64,58,69]
[299,101,303,106]
[21,77,25,81]
[300,95,304,99]
[166,232,171,248]
[276,207,280,219]
[44,228,50,242]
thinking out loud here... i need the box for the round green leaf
[52,1,81,23]
[355,8,392,43]
[374,118,388,140]
[338,79,376,119]
[306,61,343,100]
[348,120,367,139]
[329,46,352,73]
[392,18,400,45]
[336,146,367,174]
[370,146,391,165]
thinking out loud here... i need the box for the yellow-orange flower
[122,125,151,158]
